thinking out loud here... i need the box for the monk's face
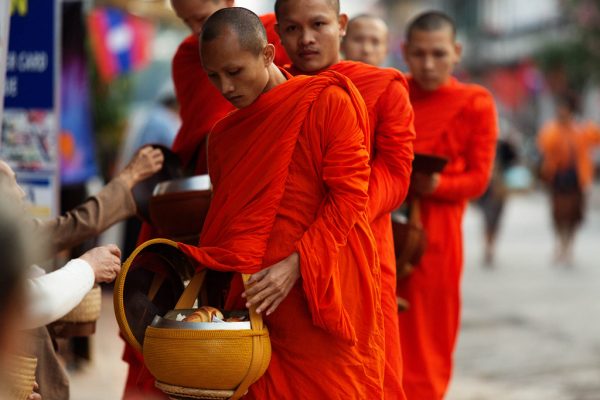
[171,0,234,36]
[342,17,388,67]
[202,29,273,109]
[403,27,461,91]
[276,0,348,73]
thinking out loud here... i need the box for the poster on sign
[1,0,59,218]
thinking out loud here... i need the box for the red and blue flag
[88,7,154,82]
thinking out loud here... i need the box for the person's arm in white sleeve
[23,259,95,330]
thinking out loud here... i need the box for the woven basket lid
[114,239,195,352]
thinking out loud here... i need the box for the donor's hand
[243,252,300,316]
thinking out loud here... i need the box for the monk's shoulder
[458,82,495,111]
[173,35,201,66]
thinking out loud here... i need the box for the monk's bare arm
[367,79,415,221]
[431,91,498,201]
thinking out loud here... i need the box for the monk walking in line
[275,2,415,397]
[179,7,385,398]
[397,11,498,399]
[124,1,291,397]
[342,14,389,67]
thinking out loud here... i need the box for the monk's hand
[242,252,300,316]
[119,145,165,189]
[410,172,441,196]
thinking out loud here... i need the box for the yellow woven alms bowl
[143,325,271,390]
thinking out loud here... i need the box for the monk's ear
[338,13,349,37]
[263,43,276,66]
[453,42,463,63]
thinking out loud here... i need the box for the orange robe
[537,120,600,190]
[397,77,498,399]
[287,61,415,399]
[179,70,385,398]
[123,15,291,398]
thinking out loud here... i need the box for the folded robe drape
[177,71,385,399]
[287,61,415,399]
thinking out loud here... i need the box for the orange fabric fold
[397,77,498,399]
[177,71,385,398]
[287,61,415,399]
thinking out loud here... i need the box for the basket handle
[174,271,264,331]
[242,274,264,332]
[174,270,207,310]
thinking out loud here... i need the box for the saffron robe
[397,77,498,399]
[287,61,415,399]
[122,15,291,398]
[179,71,385,398]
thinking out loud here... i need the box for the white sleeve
[23,259,95,330]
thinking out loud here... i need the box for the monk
[275,1,415,397]
[396,11,498,399]
[341,14,389,67]
[169,0,291,173]
[177,7,385,398]
[123,2,292,396]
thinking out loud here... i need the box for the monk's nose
[299,29,316,46]
[220,79,235,95]
[424,55,435,70]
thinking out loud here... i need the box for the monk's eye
[285,25,297,33]
[314,21,326,28]
[228,69,241,76]
[433,50,448,58]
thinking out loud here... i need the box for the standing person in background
[476,137,518,266]
[276,1,415,397]
[537,93,600,266]
[341,14,389,67]
[397,11,498,399]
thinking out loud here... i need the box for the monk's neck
[290,58,342,76]
[263,64,288,93]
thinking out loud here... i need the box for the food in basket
[183,306,224,322]
[225,315,247,322]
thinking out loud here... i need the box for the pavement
[69,186,600,399]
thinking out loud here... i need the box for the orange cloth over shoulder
[122,15,291,399]
[537,120,600,190]
[287,61,415,399]
[397,77,498,399]
[177,70,385,399]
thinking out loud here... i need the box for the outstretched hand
[242,253,300,316]
[119,146,164,188]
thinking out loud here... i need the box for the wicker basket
[6,355,37,400]
[60,285,102,323]
[115,239,271,400]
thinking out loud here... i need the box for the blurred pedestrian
[397,11,498,399]
[537,93,600,266]
[477,138,518,266]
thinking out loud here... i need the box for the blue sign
[4,0,55,109]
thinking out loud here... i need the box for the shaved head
[274,0,340,18]
[201,7,267,56]
[342,14,389,66]
[406,10,456,41]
